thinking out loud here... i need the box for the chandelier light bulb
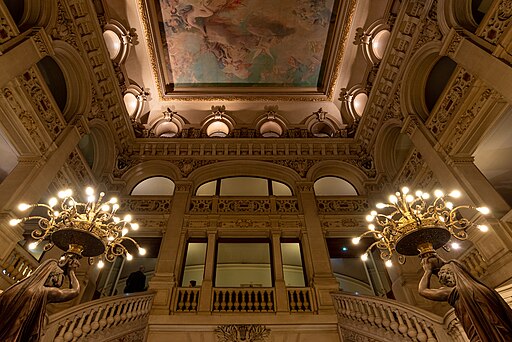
[54,211,60,216]
[401,187,409,194]
[366,215,374,222]
[422,193,430,199]
[370,210,377,216]
[9,218,21,226]
[389,195,397,203]
[101,204,110,212]
[64,189,73,197]
[28,242,38,250]
[113,217,120,223]
[97,260,105,269]
[451,242,461,250]
[352,237,360,245]
[68,199,75,206]
[57,191,66,199]
[124,214,132,222]
[139,247,146,256]
[85,187,94,196]
[376,203,385,209]
[18,203,31,211]
[361,253,368,261]
[434,189,444,198]
[405,195,414,202]
[446,202,454,210]
[415,190,423,197]
[113,204,120,211]
[48,197,58,207]
[126,253,133,261]
[109,197,118,204]
[87,195,96,203]
[385,260,392,267]
[449,190,461,198]
[368,224,375,231]
[476,207,490,215]
[131,223,139,230]
[122,228,129,236]
[478,225,489,232]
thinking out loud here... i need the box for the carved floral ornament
[215,324,270,342]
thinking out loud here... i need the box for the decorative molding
[119,198,172,213]
[477,0,512,46]
[413,0,442,53]
[218,199,271,214]
[316,199,369,214]
[215,324,270,342]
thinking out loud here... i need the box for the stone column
[296,182,338,313]
[149,181,192,314]
[271,229,288,313]
[0,28,53,88]
[441,29,512,104]
[198,230,217,313]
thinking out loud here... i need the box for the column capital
[296,181,315,193]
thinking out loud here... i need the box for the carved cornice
[215,324,270,342]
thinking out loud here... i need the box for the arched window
[78,134,94,169]
[314,177,358,196]
[195,177,292,196]
[131,176,175,195]
[425,57,457,112]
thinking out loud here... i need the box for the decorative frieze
[218,199,271,214]
[394,149,423,187]
[321,218,364,229]
[215,324,270,342]
[119,198,172,213]
[477,0,512,46]
[316,199,369,214]
[275,199,300,213]
[426,69,475,139]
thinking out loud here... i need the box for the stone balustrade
[287,287,315,312]
[174,287,200,312]
[42,292,155,342]
[331,292,467,341]
[212,287,275,312]
[0,244,38,285]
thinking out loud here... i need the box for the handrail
[43,291,155,342]
[331,291,467,341]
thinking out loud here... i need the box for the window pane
[216,242,272,287]
[272,181,292,196]
[220,177,268,196]
[181,242,207,287]
[131,177,175,196]
[196,180,217,196]
[314,177,357,196]
[281,242,305,287]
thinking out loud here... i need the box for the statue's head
[44,266,65,288]
[438,264,456,287]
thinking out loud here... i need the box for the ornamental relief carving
[218,199,271,214]
[0,17,17,44]
[1,88,47,153]
[317,199,369,214]
[51,0,79,49]
[446,88,498,153]
[218,219,271,229]
[339,327,380,342]
[119,198,172,213]
[215,324,270,342]
[427,69,475,138]
[67,150,95,186]
[275,199,300,213]
[478,0,512,45]
[413,0,442,53]
[394,150,423,188]
[189,199,214,213]
[322,218,364,229]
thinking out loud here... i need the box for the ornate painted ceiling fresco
[143,0,343,97]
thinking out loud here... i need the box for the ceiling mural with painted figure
[155,0,339,90]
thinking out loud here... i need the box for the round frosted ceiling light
[103,30,122,60]
[371,29,391,60]
[260,121,283,137]
[206,120,229,137]
[123,93,139,117]
[156,121,179,137]
[353,92,368,116]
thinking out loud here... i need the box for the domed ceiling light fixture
[204,105,233,138]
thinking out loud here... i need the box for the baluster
[379,305,390,331]
[421,321,437,342]
[54,320,70,342]
[227,290,234,312]
[120,301,129,323]
[267,290,274,312]
[387,308,399,335]
[213,290,220,311]
[126,301,135,320]
[359,301,368,323]
[90,306,104,334]
[106,304,116,328]
[81,308,95,338]
[403,312,417,339]
[371,304,382,328]
[365,302,375,326]
[395,311,409,337]
[346,299,356,321]
[63,316,79,342]
[412,316,427,342]
[303,290,311,311]
[72,312,87,341]
[98,305,111,332]
[341,299,349,317]
[113,303,122,326]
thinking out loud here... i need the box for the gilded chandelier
[352,187,490,266]
[10,187,145,268]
